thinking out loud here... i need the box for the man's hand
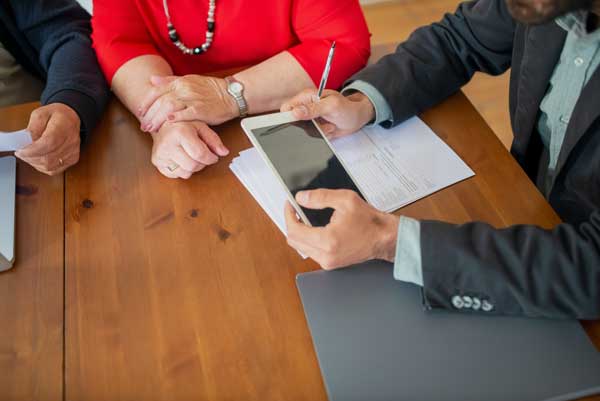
[150,120,229,179]
[15,103,81,176]
[138,75,239,133]
[281,89,375,139]
[284,189,399,270]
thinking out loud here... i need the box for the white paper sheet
[230,116,474,238]
[332,117,474,212]
[0,129,32,152]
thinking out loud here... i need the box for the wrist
[216,78,240,120]
[347,92,376,126]
[374,213,400,263]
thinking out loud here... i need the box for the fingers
[295,189,359,211]
[284,201,325,247]
[153,150,198,180]
[284,202,344,269]
[25,108,51,141]
[142,96,186,133]
[138,78,175,118]
[178,128,219,165]
[166,106,203,123]
[281,89,340,117]
[281,88,319,112]
[170,146,203,173]
[17,114,70,158]
[19,141,79,176]
[157,165,180,179]
[195,123,229,156]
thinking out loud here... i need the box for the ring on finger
[167,161,180,172]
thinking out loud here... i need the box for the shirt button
[472,297,482,310]
[462,296,473,309]
[452,295,464,309]
[559,115,570,124]
[482,300,494,312]
[574,57,584,66]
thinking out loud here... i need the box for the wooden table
[1,94,599,400]
[0,104,64,401]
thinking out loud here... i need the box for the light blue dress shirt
[344,12,600,287]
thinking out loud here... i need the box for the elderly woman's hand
[138,75,239,133]
[150,120,229,179]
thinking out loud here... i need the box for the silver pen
[317,41,336,99]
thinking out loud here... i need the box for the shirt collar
[556,10,600,41]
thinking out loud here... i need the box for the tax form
[333,117,473,212]
[230,116,474,235]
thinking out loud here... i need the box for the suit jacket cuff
[393,216,424,286]
[341,80,393,126]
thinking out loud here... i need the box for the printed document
[230,116,474,236]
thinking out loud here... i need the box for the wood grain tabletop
[0,103,64,401]
[0,88,597,400]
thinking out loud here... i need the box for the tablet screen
[251,120,363,227]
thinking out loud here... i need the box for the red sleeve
[287,0,371,90]
[91,0,160,85]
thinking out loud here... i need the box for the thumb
[295,189,354,211]
[150,75,177,86]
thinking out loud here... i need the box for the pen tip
[332,41,336,48]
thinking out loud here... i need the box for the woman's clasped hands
[137,74,239,179]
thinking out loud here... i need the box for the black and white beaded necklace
[162,0,216,55]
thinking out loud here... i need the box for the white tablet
[241,111,364,227]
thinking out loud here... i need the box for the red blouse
[91,0,371,89]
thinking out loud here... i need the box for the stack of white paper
[230,116,474,238]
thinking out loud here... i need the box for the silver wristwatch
[225,76,248,118]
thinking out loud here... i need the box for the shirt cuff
[341,80,393,126]
[393,216,424,286]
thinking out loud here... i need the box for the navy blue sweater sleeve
[8,0,110,142]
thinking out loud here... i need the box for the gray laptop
[0,156,16,271]
[297,261,600,401]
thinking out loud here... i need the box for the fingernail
[296,191,308,204]
[218,145,229,156]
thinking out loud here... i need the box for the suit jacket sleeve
[347,0,516,127]
[419,212,600,319]
[9,0,110,141]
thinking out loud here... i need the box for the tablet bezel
[240,111,365,227]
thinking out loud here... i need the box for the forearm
[234,51,315,114]
[111,55,173,120]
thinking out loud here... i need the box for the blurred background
[75,0,512,149]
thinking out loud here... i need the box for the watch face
[229,81,243,94]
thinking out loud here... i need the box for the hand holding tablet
[241,112,365,227]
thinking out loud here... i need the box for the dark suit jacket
[0,0,109,141]
[349,0,600,319]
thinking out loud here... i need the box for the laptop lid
[0,156,16,271]
[297,261,600,401]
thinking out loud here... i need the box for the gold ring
[167,161,180,172]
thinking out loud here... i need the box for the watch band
[225,76,248,118]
